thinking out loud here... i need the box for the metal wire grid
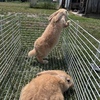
[0,14,75,100]
[0,14,21,83]
[0,13,99,100]
[62,18,100,100]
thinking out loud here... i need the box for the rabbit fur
[28,9,70,64]
[19,70,73,100]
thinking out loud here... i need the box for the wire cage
[62,18,100,100]
[0,13,100,100]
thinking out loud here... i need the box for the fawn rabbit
[19,70,74,100]
[28,9,70,63]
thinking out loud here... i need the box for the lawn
[0,2,56,14]
[0,2,100,40]
[69,13,100,40]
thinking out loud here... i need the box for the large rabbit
[28,9,70,63]
[19,70,74,100]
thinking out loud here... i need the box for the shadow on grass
[30,57,68,71]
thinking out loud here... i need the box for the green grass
[0,2,100,40]
[0,2,56,14]
[69,12,100,40]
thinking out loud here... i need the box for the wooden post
[84,0,89,15]
[60,0,66,8]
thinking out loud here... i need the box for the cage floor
[0,43,75,100]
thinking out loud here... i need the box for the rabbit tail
[28,49,36,57]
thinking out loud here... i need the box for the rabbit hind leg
[36,56,48,64]
[50,93,64,100]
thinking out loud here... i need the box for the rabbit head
[37,70,74,92]
[48,8,68,22]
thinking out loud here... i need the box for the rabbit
[19,70,74,100]
[28,9,70,64]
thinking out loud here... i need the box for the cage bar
[0,13,100,100]
[62,18,100,100]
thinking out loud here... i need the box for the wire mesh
[0,14,21,83]
[62,18,100,100]
[0,14,75,100]
[0,13,100,100]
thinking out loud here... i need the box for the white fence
[0,14,21,83]
[0,14,100,100]
[62,18,100,100]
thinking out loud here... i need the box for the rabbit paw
[65,20,71,27]
[67,20,71,23]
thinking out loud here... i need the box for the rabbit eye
[67,79,70,83]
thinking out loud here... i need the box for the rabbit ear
[54,12,64,22]
[37,70,58,76]
[56,75,66,82]
[48,10,59,21]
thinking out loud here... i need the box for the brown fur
[19,70,73,100]
[28,9,70,63]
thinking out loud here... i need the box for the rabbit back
[20,74,64,100]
